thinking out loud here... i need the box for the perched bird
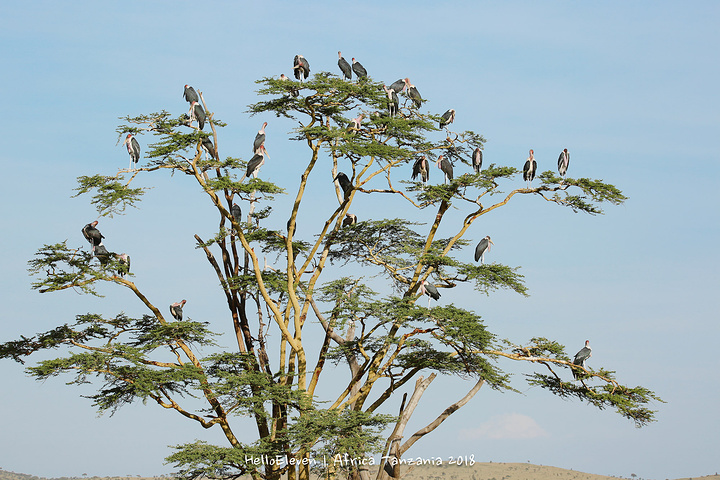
[439,109,455,129]
[338,52,352,80]
[231,203,242,222]
[472,147,483,174]
[115,253,130,277]
[349,113,364,131]
[82,221,104,252]
[523,149,537,187]
[411,156,430,185]
[572,340,592,379]
[124,134,140,170]
[253,122,267,154]
[201,136,216,159]
[437,155,453,184]
[383,85,399,116]
[94,245,112,265]
[558,148,570,179]
[183,85,199,104]
[190,101,206,130]
[404,78,422,108]
[334,172,352,197]
[342,213,357,227]
[246,145,268,179]
[279,74,299,97]
[352,58,367,79]
[293,55,310,81]
[388,79,406,94]
[474,236,494,264]
[419,280,441,307]
[170,300,187,321]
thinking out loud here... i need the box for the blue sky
[1,1,719,479]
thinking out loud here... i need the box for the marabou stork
[352,58,367,79]
[419,280,441,308]
[115,253,130,277]
[231,203,242,222]
[437,155,453,184]
[334,172,353,197]
[411,156,430,186]
[439,109,455,129]
[245,145,268,179]
[190,101,206,130]
[342,213,357,227]
[94,245,112,265]
[472,147,483,174]
[201,136,216,160]
[82,221,104,253]
[338,52,352,80]
[572,340,592,379]
[253,122,267,154]
[279,74,299,97]
[383,85,399,116]
[523,149,537,187]
[404,78,422,108]
[388,79,406,94]
[293,55,310,81]
[474,236,494,264]
[558,148,570,179]
[124,134,140,170]
[183,85,199,104]
[170,300,187,321]
[349,113,364,131]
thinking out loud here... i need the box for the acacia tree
[1,68,660,480]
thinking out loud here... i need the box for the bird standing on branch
[124,134,140,170]
[293,55,310,81]
[572,340,592,379]
[170,300,187,321]
[82,221,104,253]
[523,149,537,187]
[472,147,483,174]
[338,52,351,80]
[558,148,570,179]
[352,58,367,79]
[183,85,199,104]
[474,236,494,264]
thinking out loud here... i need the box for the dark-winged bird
[474,236,494,264]
[183,85,199,104]
[293,55,310,81]
[352,58,367,79]
[388,78,406,94]
[439,109,455,129]
[404,78,422,108]
[94,245,112,265]
[190,101,205,130]
[437,155,453,184]
[334,172,352,197]
[124,134,140,170]
[472,147,483,174]
[201,136,216,159]
[115,253,130,277]
[82,221,104,253]
[558,148,570,179]
[412,156,430,185]
[383,85,399,116]
[231,203,242,222]
[572,340,592,379]
[523,149,537,187]
[338,52,351,80]
[170,300,187,321]
[342,213,357,227]
[253,122,267,154]
[246,145,268,179]
[419,280,441,308]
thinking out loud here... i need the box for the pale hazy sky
[1,2,718,479]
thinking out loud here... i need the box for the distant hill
[1,463,718,480]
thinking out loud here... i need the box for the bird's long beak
[263,148,270,159]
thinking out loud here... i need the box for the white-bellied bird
[170,300,187,321]
[352,58,367,79]
[439,109,455,129]
[334,172,352,197]
[572,340,592,379]
[412,156,430,186]
[523,149,537,187]
[124,134,140,170]
[474,236,494,264]
[404,78,422,108]
[342,213,357,227]
[245,145,268,179]
[253,122,267,154]
[472,147,483,174]
[338,52,351,80]
[383,85,399,116]
[293,55,310,81]
[115,253,130,277]
[558,148,570,179]
[183,85,199,104]
[437,155,453,184]
[82,221,104,253]
[190,101,205,130]
[419,280,441,307]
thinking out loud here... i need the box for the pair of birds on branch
[81,221,130,276]
[523,148,571,187]
[183,84,206,130]
[411,146,483,186]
